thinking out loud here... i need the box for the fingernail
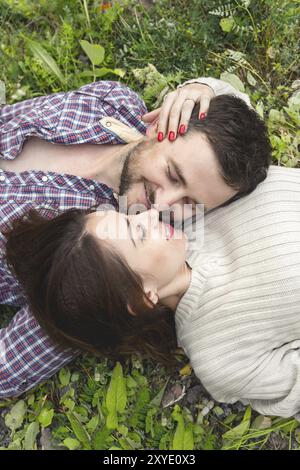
[179,124,186,135]
[199,112,206,120]
[158,132,164,142]
[168,131,175,141]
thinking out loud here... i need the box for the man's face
[119,131,238,221]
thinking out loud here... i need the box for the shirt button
[0,175,5,182]
[105,121,111,127]
[89,184,95,190]
[41,176,48,182]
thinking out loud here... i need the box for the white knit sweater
[175,166,300,417]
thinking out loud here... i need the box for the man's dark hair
[186,94,272,205]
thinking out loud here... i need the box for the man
[0,77,271,397]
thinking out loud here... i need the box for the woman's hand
[141,82,215,142]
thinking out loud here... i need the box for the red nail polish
[199,112,206,120]
[179,124,186,135]
[168,131,175,141]
[158,132,164,142]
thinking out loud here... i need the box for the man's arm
[0,305,79,398]
[0,80,147,160]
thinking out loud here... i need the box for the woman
[5,161,300,418]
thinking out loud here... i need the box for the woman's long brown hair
[4,208,180,370]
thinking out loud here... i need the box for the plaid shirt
[0,80,147,398]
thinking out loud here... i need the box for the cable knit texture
[175,166,300,417]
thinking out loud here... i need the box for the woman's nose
[147,208,159,228]
[135,208,159,231]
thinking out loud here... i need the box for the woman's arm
[142,76,252,141]
[237,342,300,418]
[177,77,252,108]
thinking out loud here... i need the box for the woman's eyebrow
[126,217,137,247]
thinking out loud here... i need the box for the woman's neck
[158,261,192,311]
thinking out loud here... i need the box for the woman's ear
[127,287,159,316]
[144,289,159,306]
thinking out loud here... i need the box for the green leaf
[59,367,71,386]
[5,400,27,433]
[149,380,169,407]
[255,101,264,118]
[172,408,185,450]
[183,423,194,450]
[172,405,194,450]
[7,438,22,450]
[220,72,245,92]
[246,71,257,86]
[222,406,251,449]
[86,415,99,433]
[268,108,285,124]
[24,422,39,450]
[92,427,112,450]
[0,80,5,104]
[106,362,127,430]
[27,39,65,84]
[38,408,54,428]
[63,437,81,450]
[251,415,272,430]
[79,67,125,79]
[220,17,235,33]
[79,40,105,66]
[66,412,91,449]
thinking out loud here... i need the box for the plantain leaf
[5,400,27,433]
[27,39,65,84]
[24,421,39,450]
[106,362,127,430]
[66,412,91,449]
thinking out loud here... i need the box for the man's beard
[119,140,145,197]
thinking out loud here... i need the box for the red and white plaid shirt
[0,80,147,398]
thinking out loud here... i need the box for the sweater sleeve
[177,77,252,108]
[208,339,300,418]
[237,341,300,417]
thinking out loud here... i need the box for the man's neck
[0,137,136,195]
[92,141,136,194]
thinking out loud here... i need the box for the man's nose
[154,187,184,210]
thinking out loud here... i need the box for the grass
[0,0,299,450]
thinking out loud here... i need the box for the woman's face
[85,209,187,293]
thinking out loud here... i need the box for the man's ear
[127,287,159,316]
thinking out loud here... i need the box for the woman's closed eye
[136,223,147,242]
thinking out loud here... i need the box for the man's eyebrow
[170,158,187,188]
[126,217,136,248]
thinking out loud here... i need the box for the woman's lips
[164,223,174,240]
